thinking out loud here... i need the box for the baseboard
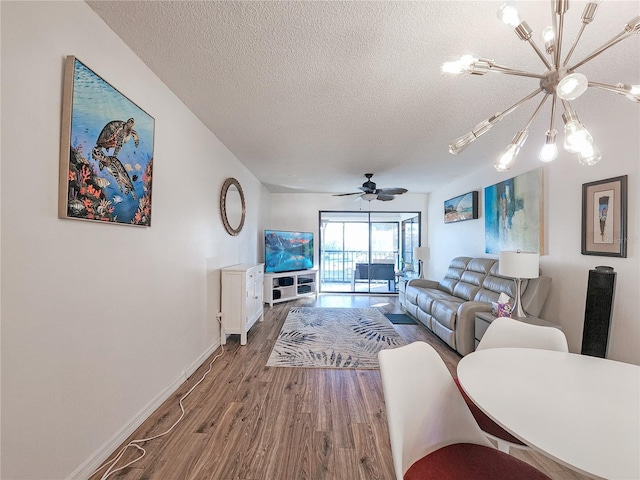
[68,341,220,480]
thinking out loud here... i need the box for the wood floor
[90,295,590,480]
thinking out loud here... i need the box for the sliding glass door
[319,211,420,294]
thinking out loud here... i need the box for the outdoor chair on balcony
[351,262,396,291]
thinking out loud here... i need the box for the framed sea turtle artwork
[58,56,154,226]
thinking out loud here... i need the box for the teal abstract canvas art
[485,168,543,254]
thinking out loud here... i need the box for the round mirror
[220,178,246,236]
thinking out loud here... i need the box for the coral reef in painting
[67,141,152,226]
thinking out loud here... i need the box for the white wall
[426,97,639,364]
[1,2,269,479]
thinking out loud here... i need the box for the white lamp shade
[362,193,378,201]
[413,247,430,261]
[499,251,539,279]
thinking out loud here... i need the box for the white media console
[263,269,318,307]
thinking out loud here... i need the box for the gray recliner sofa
[404,256,551,356]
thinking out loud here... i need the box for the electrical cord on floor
[92,318,225,480]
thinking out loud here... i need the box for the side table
[474,312,560,350]
[397,273,418,310]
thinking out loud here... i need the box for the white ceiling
[87,1,639,195]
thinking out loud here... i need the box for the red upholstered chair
[378,342,551,480]
[458,317,569,453]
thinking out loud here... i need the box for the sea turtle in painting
[96,118,139,156]
[91,147,137,200]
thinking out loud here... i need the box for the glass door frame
[318,210,421,294]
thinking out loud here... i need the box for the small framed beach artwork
[58,56,154,226]
[444,191,478,224]
[581,175,627,258]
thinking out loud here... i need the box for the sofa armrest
[455,301,493,356]
[407,278,439,289]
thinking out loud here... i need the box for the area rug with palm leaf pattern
[266,307,406,369]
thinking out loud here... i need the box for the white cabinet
[221,263,264,345]
[264,269,318,307]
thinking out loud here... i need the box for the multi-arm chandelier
[443,1,639,171]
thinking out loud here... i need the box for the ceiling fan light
[557,73,589,100]
[498,3,520,27]
[362,193,378,201]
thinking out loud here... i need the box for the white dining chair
[379,342,551,480]
[477,317,569,353]
[457,317,569,453]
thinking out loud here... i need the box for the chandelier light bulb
[495,144,520,171]
[564,120,593,153]
[541,25,555,54]
[581,0,602,25]
[495,130,528,171]
[557,73,589,100]
[441,54,476,75]
[539,143,558,162]
[578,142,602,166]
[539,130,558,162]
[625,84,640,102]
[625,15,640,33]
[449,132,475,154]
[498,3,520,27]
[441,61,463,75]
[541,26,555,42]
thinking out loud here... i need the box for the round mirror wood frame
[220,177,246,236]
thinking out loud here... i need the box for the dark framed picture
[59,56,155,226]
[444,191,478,224]
[581,175,627,257]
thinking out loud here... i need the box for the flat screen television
[264,230,314,273]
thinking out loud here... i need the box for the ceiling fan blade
[333,192,362,196]
[377,187,408,195]
[377,194,395,201]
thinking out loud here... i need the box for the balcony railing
[320,249,398,283]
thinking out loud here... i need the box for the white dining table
[457,348,640,480]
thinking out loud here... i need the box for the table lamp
[498,250,539,317]
[413,247,430,279]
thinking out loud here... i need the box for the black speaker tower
[581,266,616,358]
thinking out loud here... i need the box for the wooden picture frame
[444,191,478,223]
[581,175,627,257]
[59,56,155,226]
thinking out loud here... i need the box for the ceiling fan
[334,173,408,201]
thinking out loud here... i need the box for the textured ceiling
[87,1,639,194]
